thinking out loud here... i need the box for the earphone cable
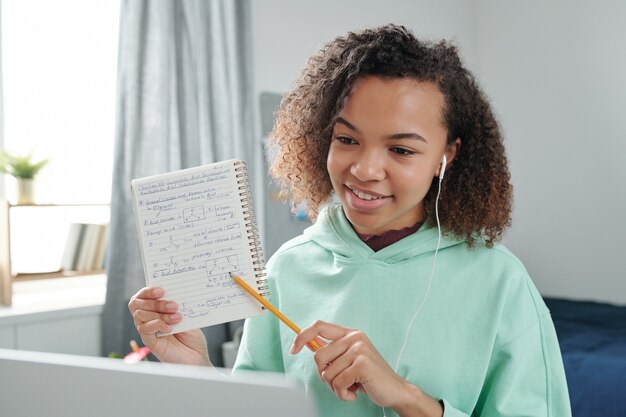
[382,175,443,417]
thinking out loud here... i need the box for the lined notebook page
[131,160,266,335]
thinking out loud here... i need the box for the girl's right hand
[128,287,211,366]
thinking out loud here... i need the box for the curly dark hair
[269,24,512,247]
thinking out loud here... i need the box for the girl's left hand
[290,320,416,408]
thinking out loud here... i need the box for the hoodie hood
[303,204,465,264]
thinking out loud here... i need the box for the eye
[334,136,357,145]
[390,147,416,156]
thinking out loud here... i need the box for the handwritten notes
[131,160,265,335]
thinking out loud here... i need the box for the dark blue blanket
[544,298,626,417]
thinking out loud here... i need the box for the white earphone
[384,154,448,417]
[389,152,446,397]
[439,154,447,180]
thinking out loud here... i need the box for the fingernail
[170,313,182,320]
[166,302,178,311]
[153,288,164,297]
[289,343,296,354]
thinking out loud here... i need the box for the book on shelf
[61,223,108,272]
[92,224,108,270]
[60,223,87,271]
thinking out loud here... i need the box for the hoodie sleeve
[439,278,571,417]
[468,312,571,417]
[232,269,285,374]
[232,310,285,373]
[439,315,570,417]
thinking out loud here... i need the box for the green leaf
[0,149,48,179]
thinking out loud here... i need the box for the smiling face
[327,76,457,236]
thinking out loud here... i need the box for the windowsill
[0,274,107,326]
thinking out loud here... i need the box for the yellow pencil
[231,273,322,351]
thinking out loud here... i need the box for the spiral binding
[234,161,269,307]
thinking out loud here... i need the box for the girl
[129,24,571,417]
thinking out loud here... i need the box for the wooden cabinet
[0,201,10,305]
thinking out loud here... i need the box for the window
[2,0,119,204]
[1,0,119,277]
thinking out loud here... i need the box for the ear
[445,138,461,164]
[437,138,461,176]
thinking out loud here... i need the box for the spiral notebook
[130,159,267,336]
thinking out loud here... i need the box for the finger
[318,343,353,384]
[312,332,372,400]
[128,287,165,313]
[322,329,373,360]
[137,317,172,338]
[133,286,165,300]
[330,361,362,401]
[129,297,178,316]
[291,320,353,354]
[132,309,182,328]
[307,336,328,352]
[312,330,364,371]
[316,356,361,401]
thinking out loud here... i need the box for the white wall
[251,0,474,96]
[251,1,626,304]
[473,0,626,305]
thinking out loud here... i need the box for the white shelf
[0,201,110,306]
[0,274,106,326]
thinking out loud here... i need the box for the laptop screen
[0,348,318,417]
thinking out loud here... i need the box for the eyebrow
[335,117,428,143]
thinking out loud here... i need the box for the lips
[345,185,390,210]
[347,185,389,200]
[352,189,381,200]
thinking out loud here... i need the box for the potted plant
[0,149,48,204]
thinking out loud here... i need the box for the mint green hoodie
[234,205,571,417]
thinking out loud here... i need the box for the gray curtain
[102,0,255,365]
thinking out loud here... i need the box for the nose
[350,149,385,182]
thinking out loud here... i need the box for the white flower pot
[16,178,35,205]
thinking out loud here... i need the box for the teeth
[352,189,379,200]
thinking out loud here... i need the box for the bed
[543,297,626,417]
